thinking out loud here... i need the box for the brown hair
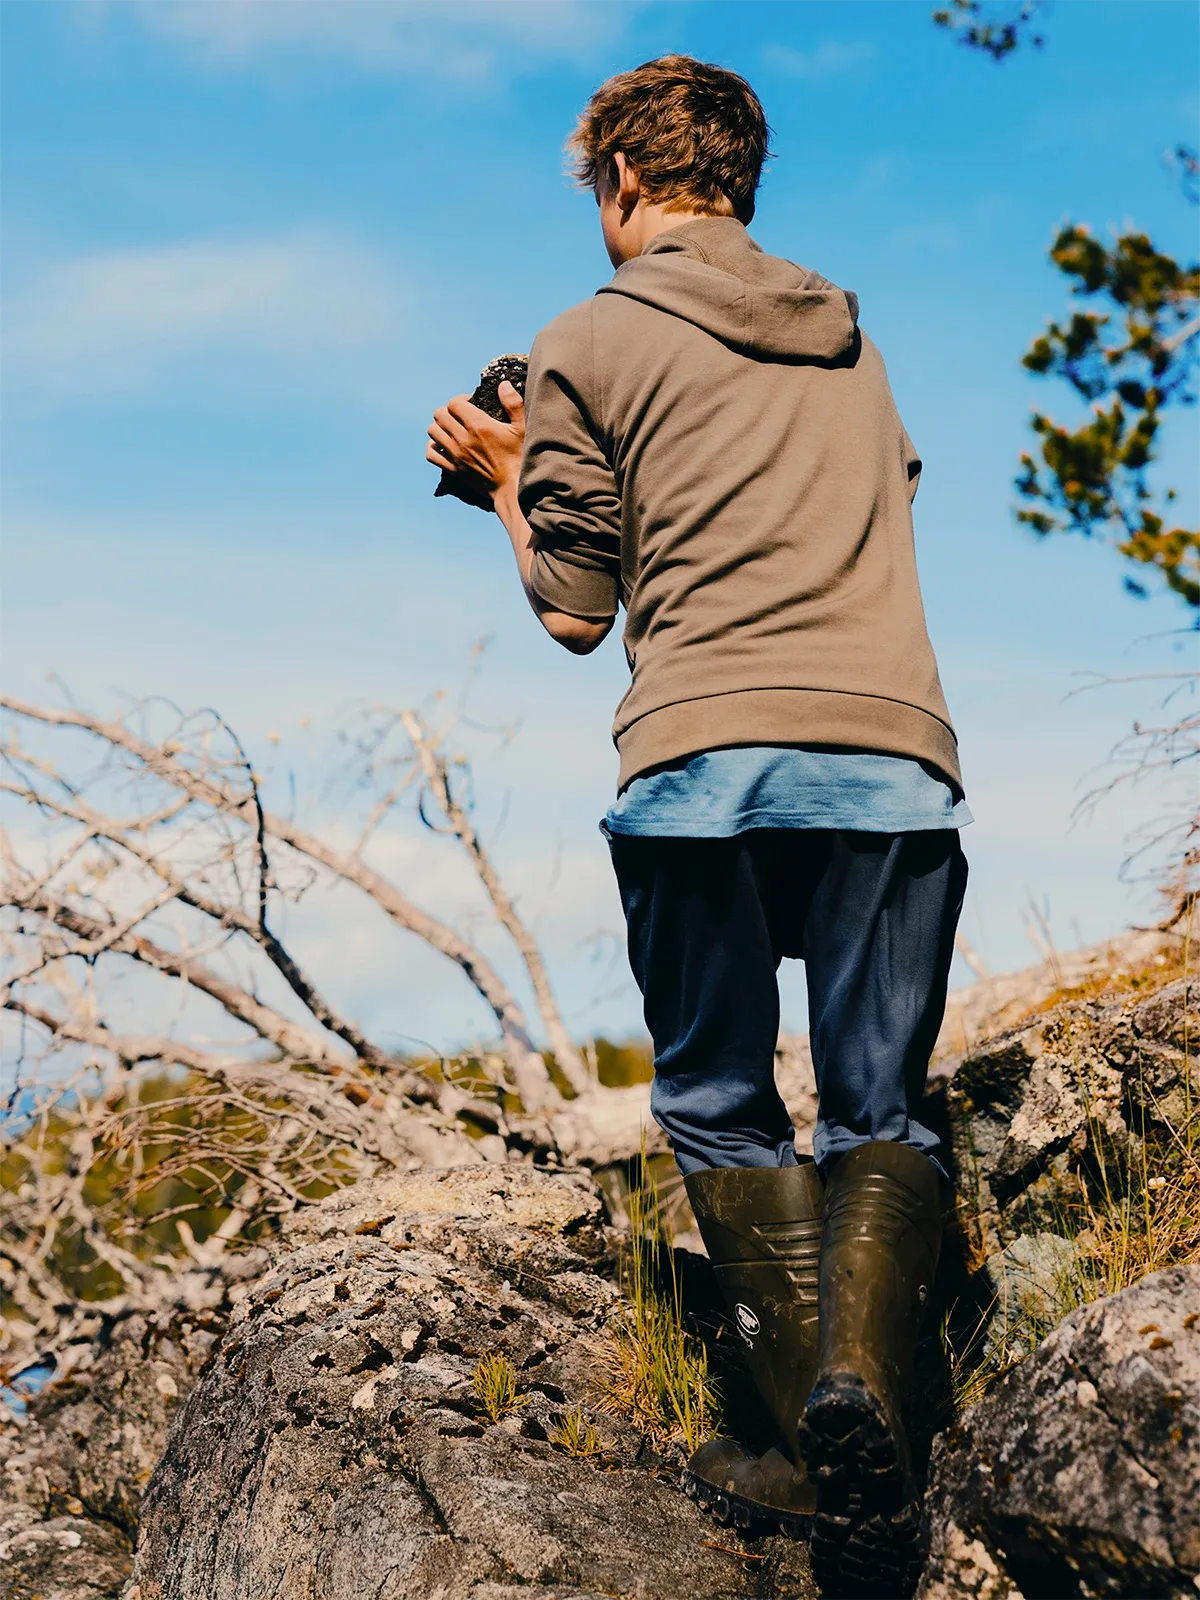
[567,54,771,224]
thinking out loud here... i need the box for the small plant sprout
[472,1352,528,1424]
[550,1405,603,1459]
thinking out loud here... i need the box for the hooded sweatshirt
[519,216,962,794]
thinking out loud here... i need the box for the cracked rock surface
[917,1264,1200,1599]
[1,1251,267,1600]
[129,1165,818,1600]
[944,976,1196,1255]
[0,1509,134,1600]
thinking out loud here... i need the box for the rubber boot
[798,1141,943,1599]
[681,1162,824,1537]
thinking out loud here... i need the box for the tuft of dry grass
[471,1352,528,1424]
[942,1279,1071,1414]
[945,964,1197,1412]
[1057,987,1198,1308]
[549,1405,603,1458]
[594,1151,721,1457]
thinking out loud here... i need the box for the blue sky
[2,0,1198,1055]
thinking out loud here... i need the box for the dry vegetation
[943,930,1197,1411]
[595,1153,722,1457]
[2,685,1194,1462]
[0,690,659,1386]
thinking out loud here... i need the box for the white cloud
[6,231,401,397]
[83,0,628,78]
[763,40,877,81]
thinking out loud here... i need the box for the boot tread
[799,1373,924,1598]
[680,1467,813,1542]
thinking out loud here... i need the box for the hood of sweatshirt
[596,216,859,363]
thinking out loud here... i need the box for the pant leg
[609,832,797,1176]
[800,830,967,1175]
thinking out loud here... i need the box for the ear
[612,151,641,217]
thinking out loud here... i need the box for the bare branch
[0,774,435,1094]
[3,993,480,1174]
[7,873,356,1072]
[2,696,556,1110]
[401,709,591,1095]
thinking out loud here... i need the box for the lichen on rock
[944,974,1196,1257]
[5,957,1195,1600]
[918,1264,1200,1599]
[128,1165,818,1600]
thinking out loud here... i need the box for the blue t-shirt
[604,746,972,838]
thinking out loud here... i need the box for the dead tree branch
[400,709,592,1094]
[2,694,555,1108]
[0,685,677,1378]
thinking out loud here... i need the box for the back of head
[567,54,771,225]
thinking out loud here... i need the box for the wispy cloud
[6,231,401,398]
[83,0,631,78]
[889,220,963,254]
[763,40,877,81]
[887,196,1006,257]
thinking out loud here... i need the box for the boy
[426,55,968,1599]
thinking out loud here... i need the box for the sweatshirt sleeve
[519,310,622,621]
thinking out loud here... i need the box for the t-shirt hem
[602,805,973,839]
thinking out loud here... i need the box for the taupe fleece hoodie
[519,216,962,794]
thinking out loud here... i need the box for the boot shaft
[816,1141,943,1409]
[685,1162,824,1458]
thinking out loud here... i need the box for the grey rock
[918,1264,1200,1599]
[130,1165,817,1599]
[14,1307,227,1533]
[982,1232,1081,1355]
[944,976,1196,1255]
[0,1508,133,1600]
[0,1250,268,1600]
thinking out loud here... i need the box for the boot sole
[798,1373,923,1598]
[681,1467,813,1541]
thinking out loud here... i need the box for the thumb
[498,380,525,424]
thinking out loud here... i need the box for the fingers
[427,385,522,478]
[427,420,462,465]
[446,394,499,429]
[498,380,526,423]
[433,402,471,442]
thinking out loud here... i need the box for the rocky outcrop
[129,1165,818,1600]
[4,954,1193,1600]
[0,1511,134,1600]
[0,1249,268,1600]
[917,1265,1200,1599]
[941,974,1195,1255]
[932,928,1182,1072]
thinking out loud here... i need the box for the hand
[426,380,525,502]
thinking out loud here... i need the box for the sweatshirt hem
[615,688,963,794]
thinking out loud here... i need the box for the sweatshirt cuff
[529,547,620,621]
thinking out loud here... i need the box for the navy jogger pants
[609,829,968,1176]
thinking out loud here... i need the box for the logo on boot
[734,1303,760,1344]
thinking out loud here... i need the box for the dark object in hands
[434,353,529,512]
